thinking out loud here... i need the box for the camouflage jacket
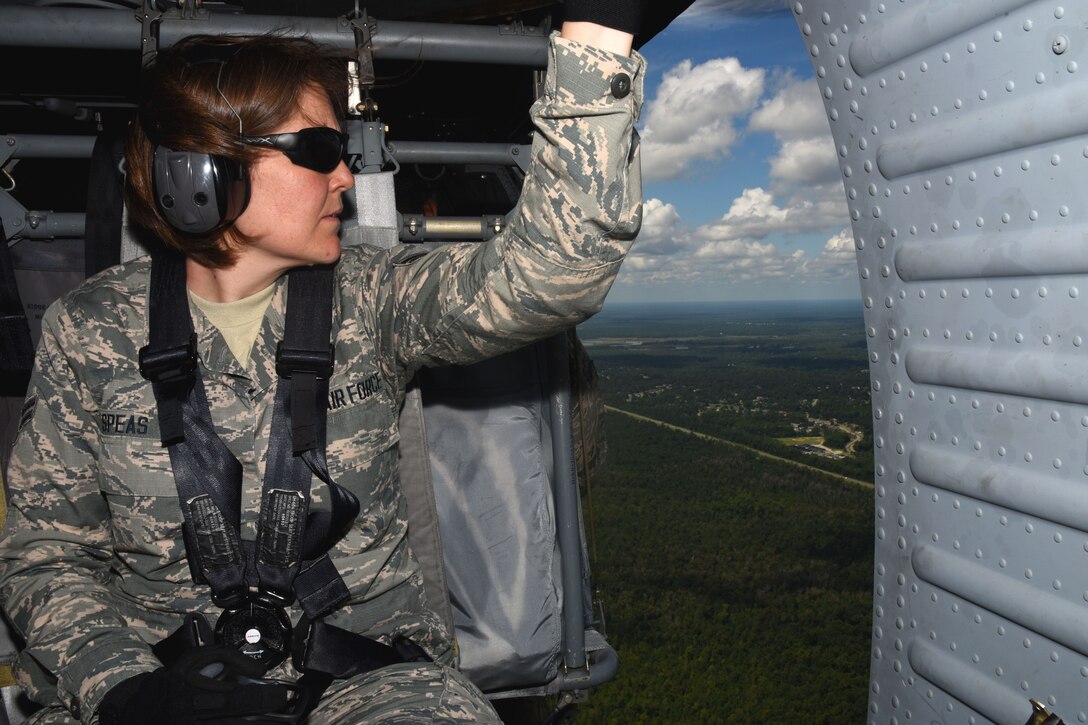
[0,33,643,724]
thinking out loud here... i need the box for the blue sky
[606,0,859,304]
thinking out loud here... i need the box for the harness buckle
[211,585,248,611]
[215,597,293,671]
[275,342,334,380]
[254,586,296,609]
[139,332,198,384]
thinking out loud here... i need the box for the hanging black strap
[140,251,357,618]
[264,263,357,616]
[0,222,34,397]
[140,248,246,599]
[84,130,126,279]
[138,247,197,444]
[277,264,334,454]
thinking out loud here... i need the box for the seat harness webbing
[0,222,35,398]
[138,248,359,668]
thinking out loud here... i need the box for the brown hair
[125,31,351,268]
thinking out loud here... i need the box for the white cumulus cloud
[640,57,764,181]
[822,228,857,260]
[628,198,690,260]
[621,189,853,293]
[794,228,860,284]
[748,75,838,185]
[698,186,846,240]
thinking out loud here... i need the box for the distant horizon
[597,296,865,313]
[601,296,861,305]
[587,296,867,326]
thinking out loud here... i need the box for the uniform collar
[189,266,342,395]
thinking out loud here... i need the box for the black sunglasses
[240,127,349,173]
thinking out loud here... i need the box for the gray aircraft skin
[794,0,1088,723]
[3,1,1083,724]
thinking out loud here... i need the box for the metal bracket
[0,192,28,245]
[345,118,392,175]
[0,136,17,168]
[178,0,204,20]
[558,660,592,688]
[138,0,166,68]
[0,136,25,244]
[344,2,377,116]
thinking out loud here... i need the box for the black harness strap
[84,130,126,280]
[140,249,245,598]
[267,263,357,616]
[140,250,358,619]
[140,251,430,715]
[277,264,334,454]
[0,223,34,398]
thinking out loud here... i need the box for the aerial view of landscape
[573,299,875,723]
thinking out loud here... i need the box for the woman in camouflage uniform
[0,7,643,724]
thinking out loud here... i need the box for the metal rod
[387,141,530,166]
[0,7,140,49]
[0,7,550,65]
[2,135,98,159]
[2,135,531,167]
[4,212,515,243]
[546,332,588,671]
[14,212,86,240]
[399,215,505,241]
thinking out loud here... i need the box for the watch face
[215,602,292,671]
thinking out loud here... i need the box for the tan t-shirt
[188,283,276,367]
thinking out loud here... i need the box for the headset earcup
[152,147,249,234]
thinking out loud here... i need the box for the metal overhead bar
[399,214,506,241]
[387,141,530,172]
[2,135,97,160]
[0,8,543,243]
[1,138,530,243]
[1,135,97,244]
[3,133,526,168]
[1,133,529,243]
[0,6,550,65]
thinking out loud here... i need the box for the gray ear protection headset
[149,43,251,235]
[152,146,249,234]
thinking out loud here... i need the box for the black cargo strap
[139,248,358,620]
[0,223,35,398]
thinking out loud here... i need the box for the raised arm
[366,27,646,381]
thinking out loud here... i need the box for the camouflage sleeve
[0,301,159,723]
[377,31,644,378]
